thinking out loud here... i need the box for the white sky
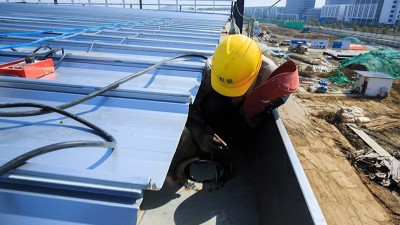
[245,0,326,8]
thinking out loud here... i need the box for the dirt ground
[259,25,400,225]
[278,83,400,225]
[260,24,341,45]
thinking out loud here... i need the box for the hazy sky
[245,0,325,8]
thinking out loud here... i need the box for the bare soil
[279,77,400,225]
[255,24,400,225]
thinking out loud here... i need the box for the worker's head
[211,34,262,97]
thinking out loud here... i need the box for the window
[389,19,392,22]
[390,15,394,17]
[393,5,396,8]
[391,10,395,13]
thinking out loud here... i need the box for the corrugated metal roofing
[354,70,394,79]
[0,3,227,193]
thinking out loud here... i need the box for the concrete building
[321,5,347,22]
[285,0,316,14]
[353,70,394,97]
[321,0,400,25]
[379,0,400,24]
[244,6,279,19]
[277,7,300,20]
[344,0,384,25]
[279,0,316,19]
[303,7,322,20]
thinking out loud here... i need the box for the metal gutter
[273,110,327,225]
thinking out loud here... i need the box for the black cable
[32,45,53,53]
[0,53,208,117]
[0,141,114,177]
[0,102,116,142]
[262,0,281,14]
[54,52,71,69]
[235,2,251,20]
[41,47,64,59]
[0,102,117,176]
[25,46,63,64]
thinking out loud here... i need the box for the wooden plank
[346,124,391,157]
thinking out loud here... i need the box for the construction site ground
[257,25,400,225]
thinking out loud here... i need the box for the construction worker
[169,34,278,182]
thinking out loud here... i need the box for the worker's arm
[186,57,226,152]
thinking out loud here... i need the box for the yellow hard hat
[211,34,262,97]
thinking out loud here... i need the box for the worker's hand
[198,133,226,153]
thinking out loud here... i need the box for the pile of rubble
[334,106,399,188]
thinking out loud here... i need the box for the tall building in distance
[321,0,400,25]
[244,6,279,19]
[244,0,399,25]
[378,0,400,24]
[285,0,316,15]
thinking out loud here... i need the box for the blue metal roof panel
[0,3,226,192]
[0,86,188,189]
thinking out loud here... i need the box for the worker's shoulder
[260,55,278,72]
[261,55,276,66]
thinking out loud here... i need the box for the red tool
[0,58,55,79]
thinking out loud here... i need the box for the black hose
[0,103,117,176]
[0,102,116,142]
[0,53,208,117]
[0,141,114,176]
[55,53,71,69]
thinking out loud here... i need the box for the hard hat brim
[211,70,256,97]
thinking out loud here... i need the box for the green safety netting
[283,21,304,30]
[341,36,362,44]
[328,71,354,84]
[329,48,400,84]
[339,49,400,77]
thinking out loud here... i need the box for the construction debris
[347,124,391,157]
[363,116,400,131]
[338,106,370,123]
[351,150,399,187]
[348,124,399,187]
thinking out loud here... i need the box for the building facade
[244,6,279,19]
[325,0,352,5]
[303,8,322,21]
[378,0,400,24]
[283,0,316,19]
[321,4,347,22]
[344,0,383,25]
[321,0,400,25]
[285,0,316,14]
